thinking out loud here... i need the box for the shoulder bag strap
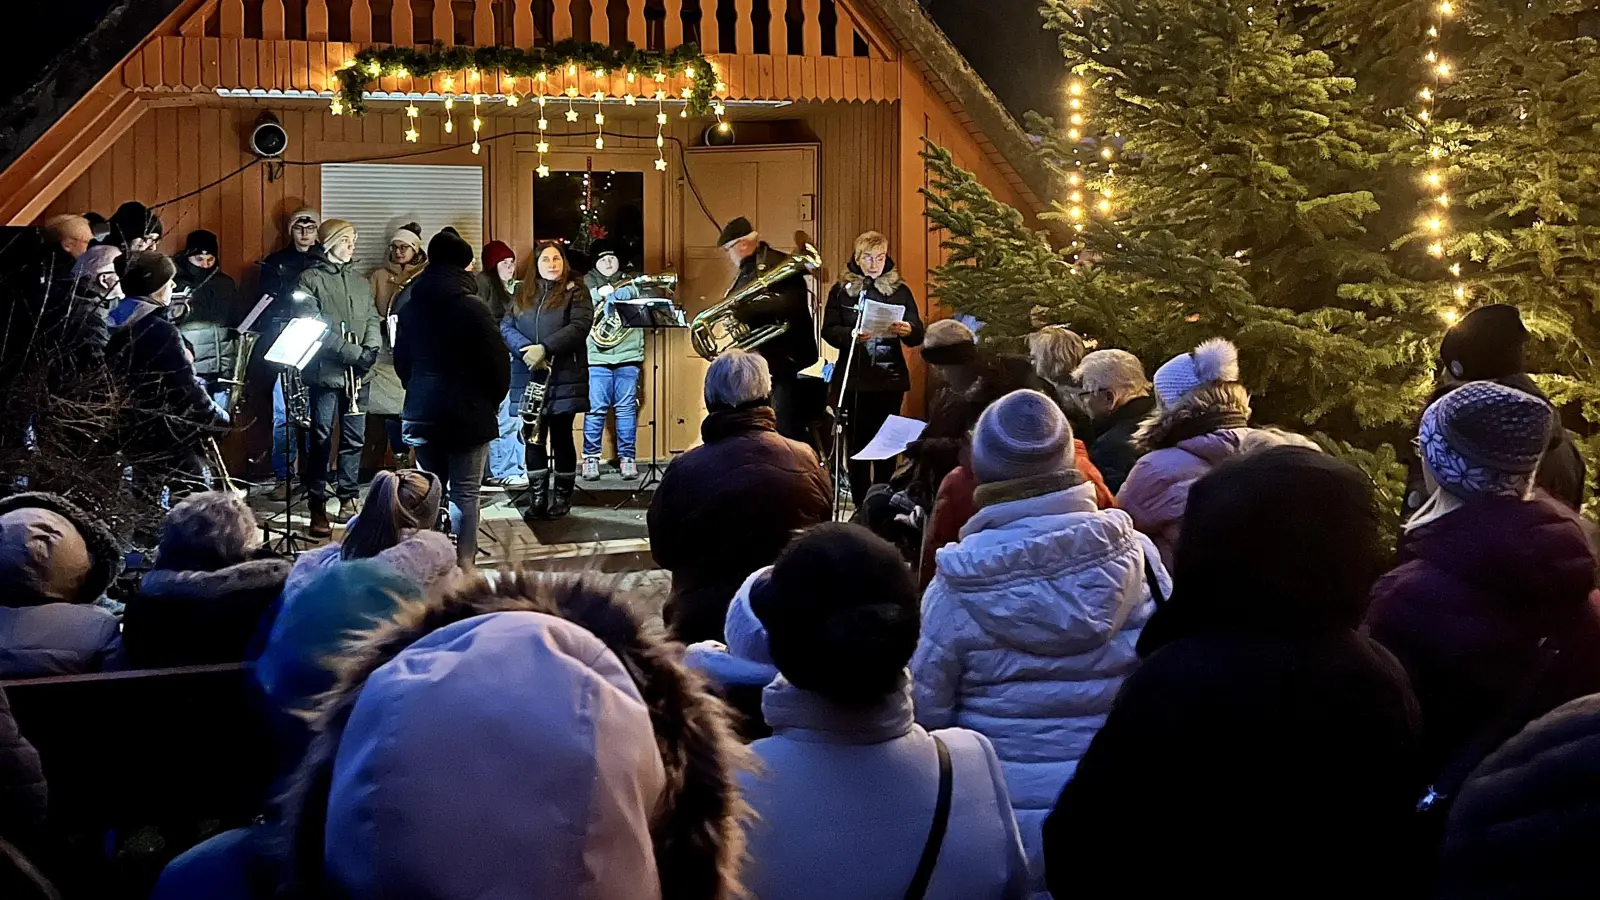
[904,735,954,900]
[1144,554,1166,609]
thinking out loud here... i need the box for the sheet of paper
[859,299,905,339]
[237,294,274,333]
[387,314,399,345]
[265,317,329,369]
[852,414,927,461]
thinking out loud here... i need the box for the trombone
[342,321,363,415]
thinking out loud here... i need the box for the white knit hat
[389,225,423,251]
[1153,338,1241,407]
[969,389,1074,484]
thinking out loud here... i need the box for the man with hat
[295,219,382,537]
[583,239,645,481]
[717,217,819,442]
[105,250,230,498]
[173,229,241,410]
[259,208,325,491]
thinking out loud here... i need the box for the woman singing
[821,230,924,505]
[501,241,593,520]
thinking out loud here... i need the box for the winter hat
[1153,338,1240,407]
[920,318,978,366]
[970,389,1075,484]
[109,201,162,246]
[119,250,178,299]
[323,611,668,900]
[388,223,423,252]
[426,228,474,270]
[0,492,123,605]
[683,567,781,691]
[72,244,120,281]
[154,491,259,572]
[725,567,775,666]
[1439,304,1528,382]
[318,218,357,248]
[716,216,755,247]
[288,208,320,234]
[589,238,618,261]
[482,240,515,271]
[184,229,220,258]
[1419,380,1552,499]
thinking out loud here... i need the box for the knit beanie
[119,250,178,298]
[109,201,162,246]
[184,229,220,258]
[970,388,1075,484]
[725,568,775,666]
[482,240,515,271]
[1153,338,1241,407]
[288,208,320,235]
[318,218,357,248]
[1419,380,1552,499]
[921,318,977,366]
[427,229,475,270]
[1439,304,1529,381]
[389,223,424,252]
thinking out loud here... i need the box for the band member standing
[172,230,241,411]
[478,240,527,488]
[821,230,924,505]
[502,241,593,521]
[259,209,323,490]
[582,240,645,482]
[718,217,819,442]
[296,219,382,538]
[367,223,428,469]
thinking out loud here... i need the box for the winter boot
[582,456,602,482]
[524,469,551,521]
[549,472,577,518]
[308,501,332,539]
[336,496,363,523]
[619,457,638,480]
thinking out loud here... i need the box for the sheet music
[237,294,274,333]
[852,415,927,460]
[859,299,905,339]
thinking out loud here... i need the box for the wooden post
[591,0,610,45]
[392,0,414,44]
[802,0,820,56]
[554,0,574,40]
[628,0,647,47]
[834,7,852,57]
[307,0,329,41]
[701,0,719,53]
[261,0,285,40]
[735,0,753,54]
[434,0,456,44]
[220,0,244,37]
[351,0,372,42]
[475,0,495,45]
[664,0,683,48]
[513,0,534,46]
[768,0,785,55]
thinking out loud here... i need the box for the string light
[1415,0,1465,313]
[329,97,343,115]
[654,88,668,172]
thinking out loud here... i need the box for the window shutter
[320,164,485,275]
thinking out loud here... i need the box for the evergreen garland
[334,41,719,115]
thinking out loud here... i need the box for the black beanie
[110,201,162,247]
[184,229,220,258]
[427,229,475,270]
[1439,304,1529,381]
[119,250,178,298]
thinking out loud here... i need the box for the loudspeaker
[250,113,288,159]
[702,120,736,147]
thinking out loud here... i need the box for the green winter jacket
[296,258,382,390]
[585,269,646,366]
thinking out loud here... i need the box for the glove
[336,340,364,366]
[354,347,378,373]
[522,344,548,370]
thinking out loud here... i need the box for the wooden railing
[198,0,886,58]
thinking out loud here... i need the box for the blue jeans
[584,364,641,459]
[414,441,490,569]
[304,384,367,502]
[487,382,525,480]
[271,379,298,480]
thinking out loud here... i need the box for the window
[321,164,484,274]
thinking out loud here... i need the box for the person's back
[741,524,1029,900]
[0,493,124,678]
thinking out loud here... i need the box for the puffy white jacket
[913,479,1166,880]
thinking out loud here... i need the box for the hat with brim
[717,217,755,248]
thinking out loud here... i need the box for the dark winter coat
[1085,394,1156,495]
[729,243,817,378]
[648,405,832,645]
[295,257,381,391]
[122,557,290,669]
[105,298,229,455]
[174,258,241,386]
[1366,496,1600,772]
[820,258,924,394]
[1439,692,1600,900]
[395,266,512,451]
[0,687,45,844]
[500,278,593,417]
[253,245,321,364]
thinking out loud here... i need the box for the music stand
[261,317,328,556]
[615,299,686,509]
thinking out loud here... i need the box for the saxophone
[690,240,821,361]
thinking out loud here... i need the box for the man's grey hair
[155,490,260,571]
[704,349,772,409]
[1074,349,1152,406]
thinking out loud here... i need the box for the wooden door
[671,143,820,451]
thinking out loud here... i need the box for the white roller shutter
[320,164,485,276]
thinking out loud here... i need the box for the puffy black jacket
[500,279,593,417]
[174,258,240,384]
[105,298,228,454]
[729,243,818,378]
[395,266,512,451]
[820,257,924,394]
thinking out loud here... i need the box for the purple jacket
[1118,429,1254,569]
[1366,496,1600,769]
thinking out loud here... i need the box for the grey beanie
[970,389,1075,484]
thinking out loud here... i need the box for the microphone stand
[829,300,869,521]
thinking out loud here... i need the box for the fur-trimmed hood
[0,491,123,605]
[1132,381,1252,454]
[285,530,459,598]
[279,570,750,900]
[839,256,903,299]
[138,557,290,604]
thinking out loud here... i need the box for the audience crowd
[3,232,1599,900]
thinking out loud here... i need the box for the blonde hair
[1028,326,1088,388]
[341,470,442,561]
[852,230,890,261]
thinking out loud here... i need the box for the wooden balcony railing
[198,0,888,59]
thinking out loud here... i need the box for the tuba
[222,330,260,418]
[689,239,821,361]
[590,272,680,351]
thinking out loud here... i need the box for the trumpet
[689,240,821,361]
[518,373,549,443]
[342,321,363,415]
